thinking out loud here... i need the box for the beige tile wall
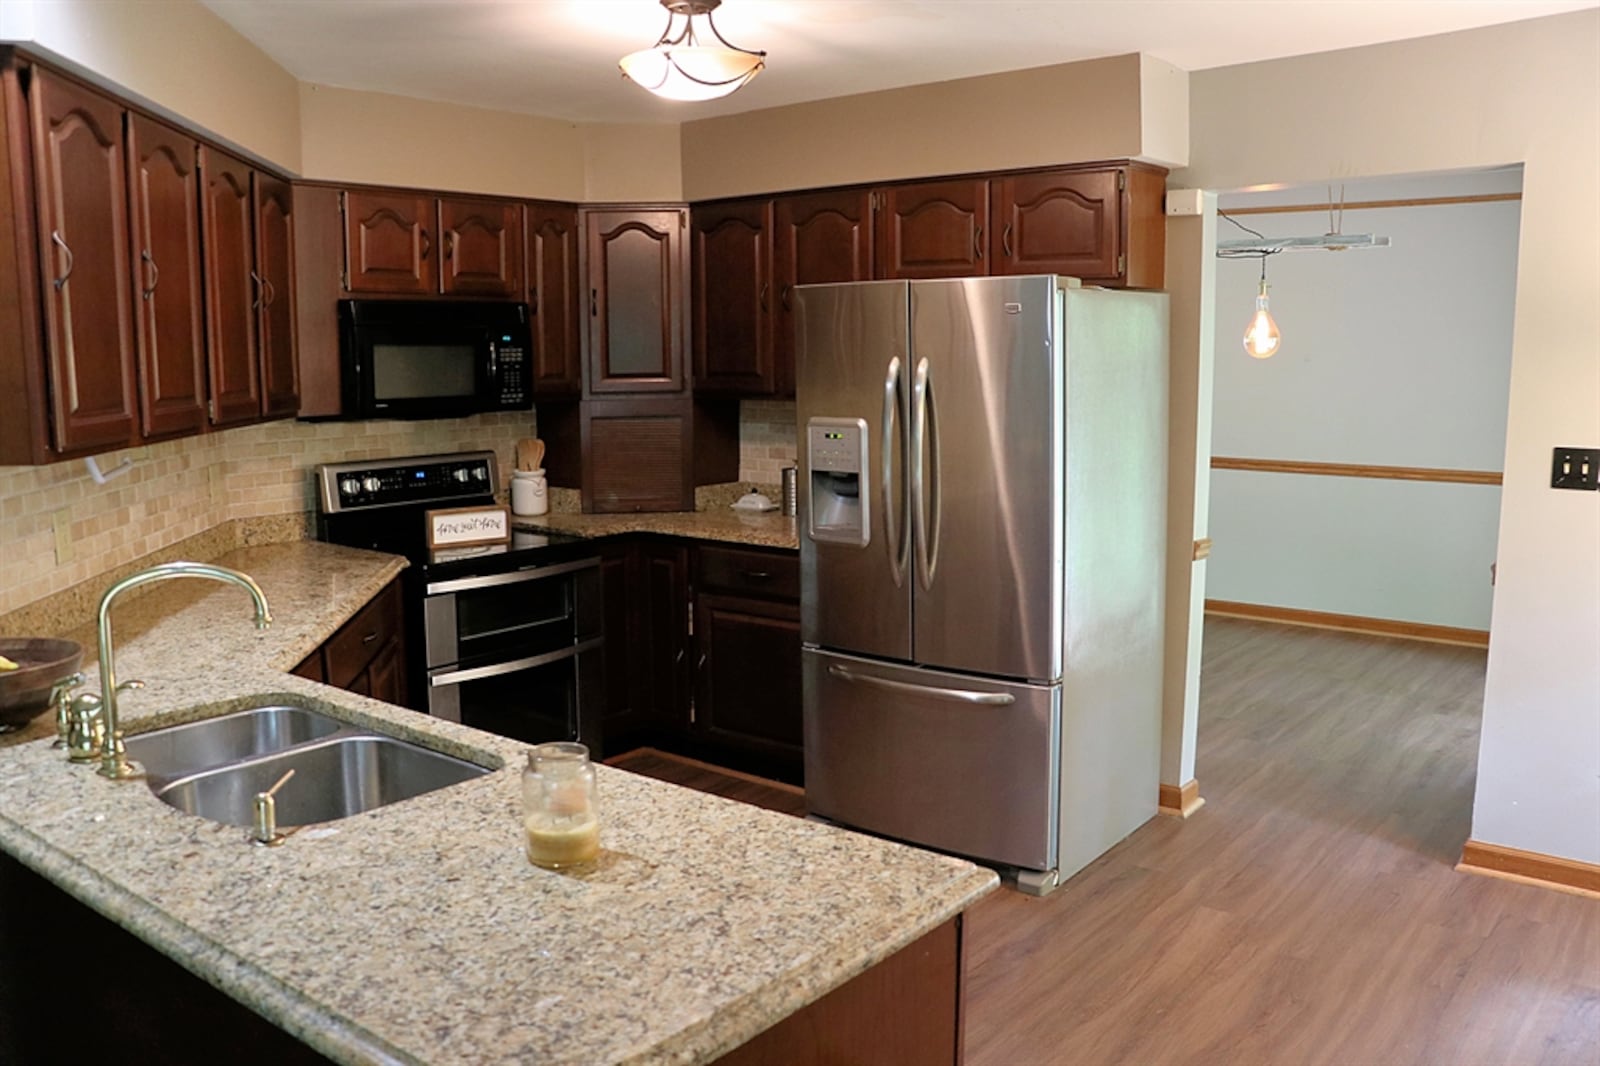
[0,413,536,617]
[1,402,791,618]
[738,399,797,484]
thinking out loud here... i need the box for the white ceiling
[202,0,1598,124]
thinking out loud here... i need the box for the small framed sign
[426,505,511,549]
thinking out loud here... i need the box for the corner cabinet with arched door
[580,205,688,395]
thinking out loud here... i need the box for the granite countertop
[0,541,995,1065]
[513,510,799,551]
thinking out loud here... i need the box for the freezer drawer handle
[827,665,1015,705]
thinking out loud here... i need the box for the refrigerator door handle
[882,357,908,587]
[827,664,1016,706]
[911,356,942,590]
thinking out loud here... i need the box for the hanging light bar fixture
[620,0,766,102]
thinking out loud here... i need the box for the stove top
[314,451,591,577]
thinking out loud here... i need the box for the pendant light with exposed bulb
[620,0,766,103]
[1243,257,1282,360]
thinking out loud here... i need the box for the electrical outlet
[52,508,74,564]
[1550,447,1600,491]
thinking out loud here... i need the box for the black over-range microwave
[337,299,532,420]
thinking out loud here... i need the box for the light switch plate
[1550,447,1600,490]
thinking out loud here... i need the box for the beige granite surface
[0,540,995,1064]
[513,509,798,551]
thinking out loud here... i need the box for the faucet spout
[95,562,272,780]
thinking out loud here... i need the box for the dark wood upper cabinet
[254,174,298,419]
[526,201,582,396]
[28,69,139,454]
[439,197,522,298]
[773,189,874,396]
[992,167,1122,281]
[875,178,990,279]
[126,114,206,440]
[200,147,260,427]
[692,199,774,395]
[343,190,433,295]
[582,207,687,395]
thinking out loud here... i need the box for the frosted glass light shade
[619,45,764,102]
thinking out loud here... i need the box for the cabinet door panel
[255,174,298,419]
[695,592,802,759]
[28,69,138,454]
[993,169,1121,280]
[440,197,522,298]
[875,178,989,279]
[692,200,773,394]
[126,115,206,440]
[584,209,686,394]
[201,148,260,426]
[527,202,582,395]
[344,191,434,295]
[640,542,691,730]
[773,190,873,397]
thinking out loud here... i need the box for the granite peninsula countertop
[0,540,995,1065]
[513,510,799,551]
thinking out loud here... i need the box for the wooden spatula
[531,438,545,471]
[515,438,537,472]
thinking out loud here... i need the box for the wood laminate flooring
[614,619,1600,1066]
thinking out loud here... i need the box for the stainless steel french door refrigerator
[794,276,1169,894]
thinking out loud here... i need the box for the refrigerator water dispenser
[806,417,870,546]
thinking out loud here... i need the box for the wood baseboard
[1204,600,1490,649]
[1157,779,1204,818]
[1457,840,1600,899]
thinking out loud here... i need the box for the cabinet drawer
[323,581,402,689]
[697,545,799,601]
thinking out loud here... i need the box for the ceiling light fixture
[1243,259,1282,360]
[619,0,766,103]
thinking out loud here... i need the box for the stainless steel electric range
[315,450,603,751]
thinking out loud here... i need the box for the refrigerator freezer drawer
[803,648,1060,871]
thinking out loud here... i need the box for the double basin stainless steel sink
[123,703,491,831]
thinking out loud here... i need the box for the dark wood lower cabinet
[600,538,802,779]
[1,852,962,1066]
[290,579,406,707]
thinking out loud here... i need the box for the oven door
[423,560,600,668]
[427,640,603,749]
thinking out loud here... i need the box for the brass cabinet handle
[780,283,792,312]
[420,229,432,260]
[141,249,159,300]
[759,281,768,313]
[973,225,983,261]
[444,231,455,261]
[1002,223,1013,260]
[249,270,264,309]
[50,230,74,290]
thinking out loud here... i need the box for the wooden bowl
[0,638,84,731]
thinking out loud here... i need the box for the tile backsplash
[1,400,800,618]
[0,413,536,617]
[739,399,797,484]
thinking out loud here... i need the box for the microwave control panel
[491,336,529,408]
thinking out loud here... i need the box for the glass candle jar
[522,742,600,869]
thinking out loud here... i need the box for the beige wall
[1175,9,1600,865]
[679,54,1150,200]
[582,124,684,202]
[8,0,301,169]
[299,83,588,200]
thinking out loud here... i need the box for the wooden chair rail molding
[1224,192,1522,216]
[1210,456,1503,486]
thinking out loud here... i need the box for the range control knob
[472,466,488,481]
[453,468,471,483]
[339,477,361,497]
[362,476,382,493]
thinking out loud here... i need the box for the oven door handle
[426,557,599,595]
[429,637,602,687]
